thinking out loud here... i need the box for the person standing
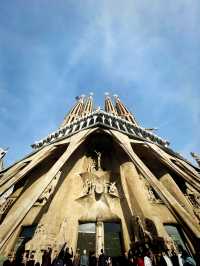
[52,251,64,266]
[80,249,89,266]
[170,250,180,266]
[135,252,144,266]
[144,250,152,266]
[73,249,81,266]
[64,247,73,266]
[98,249,107,266]
[89,251,97,266]
[121,252,129,266]
[162,250,173,266]
[2,255,12,266]
[106,257,112,266]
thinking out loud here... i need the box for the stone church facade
[0,94,200,262]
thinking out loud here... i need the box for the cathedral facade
[0,94,200,262]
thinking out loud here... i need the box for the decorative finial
[191,152,200,167]
[0,147,8,171]
[96,106,101,111]
[113,94,119,99]
[75,95,85,102]
[105,92,110,98]
[89,92,94,97]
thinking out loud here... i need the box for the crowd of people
[2,243,197,266]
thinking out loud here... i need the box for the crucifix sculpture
[94,150,102,171]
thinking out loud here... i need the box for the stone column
[120,161,153,219]
[96,221,104,256]
[160,172,195,216]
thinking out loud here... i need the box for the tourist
[144,250,152,266]
[121,252,129,266]
[64,247,73,266]
[135,252,144,266]
[52,251,64,266]
[73,249,81,266]
[80,249,89,266]
[162,250,173,266]
[42,249,52,266]
[128,248,134,261]
[2,254,12,266]
[89,251,97,266]
[98,249,107,266]
[52,258,64,266]
[106,256,112,266]
[170,250,180,266]
[181,250,196,266]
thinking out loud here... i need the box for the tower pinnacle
[114,95,138,125]
[82,93,94,116]
[104,93,117,115]
[60,95,85,127]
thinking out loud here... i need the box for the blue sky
[0,0,200,167]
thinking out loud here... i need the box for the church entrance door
[104,222,122,258]
[77,222,122,257]
[77,223,96,255]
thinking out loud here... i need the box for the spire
[60,95,85,127]
[191,152,200,167]
[104,92,117,115]
[114,95,138,125]
[82,93,94,116]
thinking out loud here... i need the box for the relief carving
[145,182,162,203]
[81,177,119,198]
[186,188,200,222]
[87,150,103,173]
[34,171,61,206]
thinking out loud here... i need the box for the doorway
[104,222,122,257]
[77,221,123,257]
[77,223,96,255]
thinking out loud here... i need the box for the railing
[31,110,169,149]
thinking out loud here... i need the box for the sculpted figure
[94,150,102,170]
[186,188,200,208]
[87,157,96,173]
[194,208,200,221]
[194,193,200,207]
[35,171,61,206]
[109,182,117,194]
[136,216,152,242]
[0,147,8,171]
[145,182,157,202]
[83,179,88,194]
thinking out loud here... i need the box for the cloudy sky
[0,0,200,166]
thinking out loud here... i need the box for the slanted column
[120,161,153,226]
[159,172,195,216]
